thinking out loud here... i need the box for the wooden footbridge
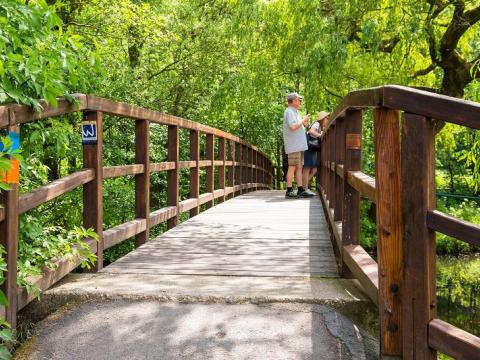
[1,86,479,359]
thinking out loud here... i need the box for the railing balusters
[82,111,104,269]
[205,134,214,208]
[134,119,150,247]
[167,125,179,229]
[401,113,437,360]
[374,108,403,356]
[0,122,19,327]
[189,130,200,216]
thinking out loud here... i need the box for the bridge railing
[0,95,273,327]
[319,85,480,359]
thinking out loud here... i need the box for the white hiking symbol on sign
[82,122,97,144]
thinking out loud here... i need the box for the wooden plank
[189,130,200,217]
[205,134,214,209]
[427,210,480,246]
[374,107,403,356]
[103,219,147,249]
[178,161,196,169]
[179,198,198,213]
[19,169,95,214]
[135,119,150,247]
[17,238,96,311]
[103,164,144,178]
[149,162,175,172]
[428,319,480,359]
[0,123,19,327]
[198,193,213,205]
[198,160,212,168]
[86,95,270,157]
[167,126,179,229]
[149,206,177,227]
[347,171,376,202]
[8,94,87,125]
[82,111,103,272]
[342,245,379,305]
[383,85,480,129]
[401,113,436,360]
[217,137,226,203]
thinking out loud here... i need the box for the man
[283,92,315,198]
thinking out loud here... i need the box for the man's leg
[286,165,296,188]
[295,165,303,187]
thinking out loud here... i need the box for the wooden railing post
[189,130,200,216]
[334,118,345,221]
[82,111,104,270]
[401,113,436,360]
[135,119,150,247]
[242,145,248,193]
[0,123,19,328]
[374,107,403,357]
[218,137,226,203]
[167,125,179,229]
[227,140,235,199]
[329,125,336,207]
[235,142,242,195]
[205,134,214,208]
[341,110,362,277]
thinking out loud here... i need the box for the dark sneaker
[298,189,315,198]
[285,190,297,199]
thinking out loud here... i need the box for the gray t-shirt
[283,106,308,154]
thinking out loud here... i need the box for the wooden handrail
[0,95,274,329]
[318,85,480,359]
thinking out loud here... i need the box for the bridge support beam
[401,113,437,360]
[83,112,104,271]
[189,130,200,217]
[135,119,150,247]
[374,108,403,357]
[167,125,179,229]
[341,110,362,278]
[0,123,20,328]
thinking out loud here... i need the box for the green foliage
[0,0,100,110]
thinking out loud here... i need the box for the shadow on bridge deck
[15,191,379,359]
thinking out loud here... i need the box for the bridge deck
[103,190,338,277]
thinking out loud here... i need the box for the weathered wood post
[401,113,436,360]
[82,111,104,270]
[334,117,345,221]
[135,119,150,247]
[189,130,200,217]
[329,124,336,207]
[167,125,179,229]
[374,108,403,357]
[205,134,214,208]
[217,137,226,203]
[235,142,242,195]
[341,110,362,277]
[227,140,235,199]
[0,121,20,328]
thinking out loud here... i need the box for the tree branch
[411,64,436,78]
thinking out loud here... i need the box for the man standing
[283,93,315,198]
